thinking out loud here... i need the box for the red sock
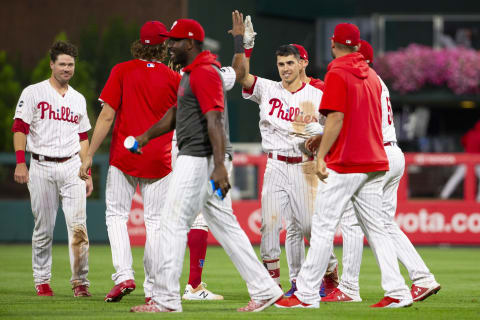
[187,229,208,289]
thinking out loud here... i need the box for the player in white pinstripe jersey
[322,40,441,303]
[12,41,92,297]
[243,30,338,295]
[233,19,324,287]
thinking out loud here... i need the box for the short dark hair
[130,39,167,61]
[49,41,78,62]
[275,45,300,60]
[334,42,358,53]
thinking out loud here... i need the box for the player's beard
[169,48,187,67]
[331,48,337,59]
[54,72,72,86]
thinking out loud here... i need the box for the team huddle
[12,10,441,312]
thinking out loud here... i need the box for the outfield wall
[127,153,480,246]
[1,153,479,245]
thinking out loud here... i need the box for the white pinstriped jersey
[378,76,397,143]
[173,66,236,142]
[14,80,91,157]
[243,77,323,154]
[219,66,236,91]
[179,66,236,90]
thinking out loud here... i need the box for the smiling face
[167,38,190,66]
[50,54,75,85]
[276,54,301,85]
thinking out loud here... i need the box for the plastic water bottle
[124,136,139,153]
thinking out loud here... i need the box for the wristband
[16,150,26,164]
[234,35,244,54]
[244,48,253,58]
[88,168,91,176]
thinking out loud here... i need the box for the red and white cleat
[130,302,176,313]
[73,285,91,297]
[35,283,54,296]
[321,288,361,302]
[274,295,319,309]
[411,283,441,302]
[104,279,136,302]
[370,296,413,308]
[238,292,284,312]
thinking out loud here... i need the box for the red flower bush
[374,44,480,95]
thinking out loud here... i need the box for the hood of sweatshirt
[327,52,369,79]
[182,50,221,73]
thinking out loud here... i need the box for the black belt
[32,153,77,163]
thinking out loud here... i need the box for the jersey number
[386,97,393,125]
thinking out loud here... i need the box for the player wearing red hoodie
[275,23,413,309]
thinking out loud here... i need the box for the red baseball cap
[140,21,168,45]
[331,23,360,46]
[290,44,308,61]
[163,19,205,42]
[359,39,374,64]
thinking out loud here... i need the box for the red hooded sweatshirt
[320,52,389,173]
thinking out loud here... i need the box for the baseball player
[321,40,441,303]
[281,43,338,297]
[79,21,180,303]
[129,18,283,313]
[173,65,237,301]
[232,12,323,289]
[275,23,413,309]
[12,41,92,297]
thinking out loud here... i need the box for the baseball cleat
[182,282,223,300]
[130,302,177,313]
[284,280,297,297]
[145,297,152,304]
[274,295,319,309]
[105,279,136,302]
[35,283,54,296]
[73,285,91,297]
[322,266,339,296]
[321,288,361,302]
[238,291,284,312]
[370,296,413,308]
[411,283,441,302]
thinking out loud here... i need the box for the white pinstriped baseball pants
[338,145,437,298]
[28,154,89,288]
[171,142,208,231]
[151,155,282,311]
[105,165,170,297]
[261,158,316,279]
[295,168,411,305]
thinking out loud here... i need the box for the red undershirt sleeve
[11,118,30,135]
[242,75,258,95]
[78,132,88,141]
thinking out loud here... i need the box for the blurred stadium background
[1,0,479,246]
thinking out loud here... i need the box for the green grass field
[0,244,479,319]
